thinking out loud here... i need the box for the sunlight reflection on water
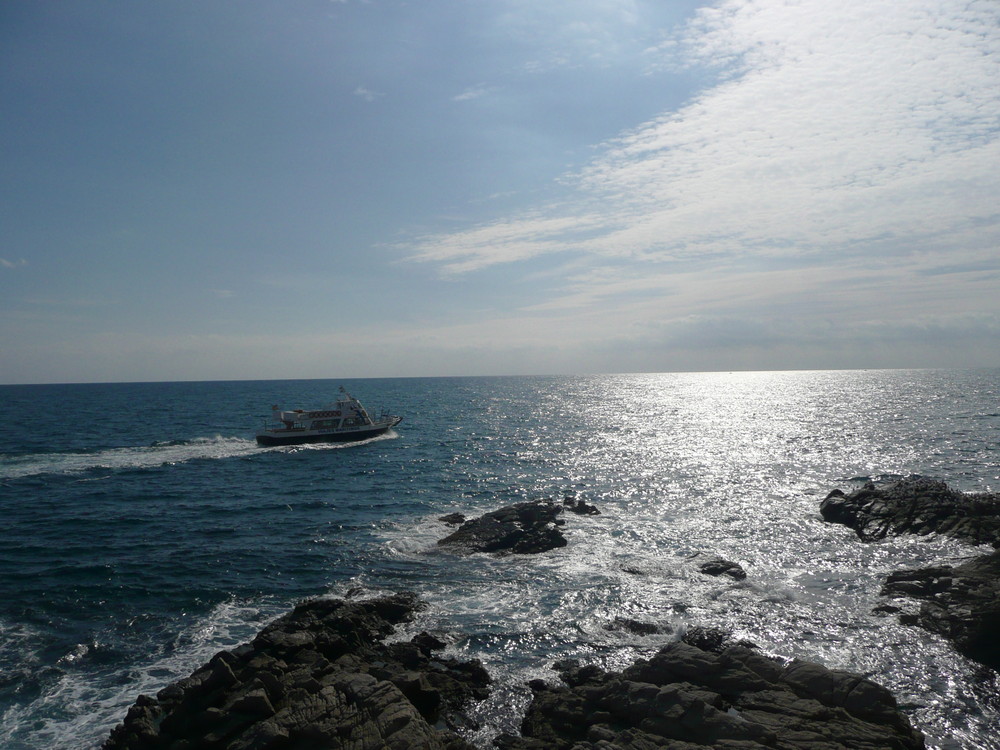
[378,370,1000,749]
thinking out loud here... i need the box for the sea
[1,370,998,750]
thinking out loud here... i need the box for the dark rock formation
[439,513,467,526]
[562,495,600,516]
[103,593,489,750]
[821,477,1000,672]
[695,556,748,581]
[496,631,924,750]
[604,617,671,637]
[437,500,570,555]
[881,550,1000,672]
[820,477,1000,546]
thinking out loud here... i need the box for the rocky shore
[821,477,1000,671]
[497,629,923,750]
[104,495,941,748]
[103,593,489,750]
[104,590,925,750]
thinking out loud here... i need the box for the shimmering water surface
[1,371,998,749]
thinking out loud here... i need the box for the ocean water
[1,370,998,749]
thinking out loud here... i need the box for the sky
[1,0,998,384]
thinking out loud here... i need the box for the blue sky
[2,0,998,384]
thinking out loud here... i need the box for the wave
[0,599,280,750]
[0,436,263,480]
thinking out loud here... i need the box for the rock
[437,500,569,555]
[695,557,747,581]
[497,637,924,750]
[820,477,1000,546]
[881,550,1000,671]
[562,495,600,516]
[821,477,1000,671]
[438,513,466,525]
[103,593,488,750]
[604,617,669,636]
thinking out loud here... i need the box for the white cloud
[452,84,495,102]
[1,258,28,269]
[353,85,383,102]
[402,0,1000,293]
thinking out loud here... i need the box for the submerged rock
[882,550,1000,672]
[693,555,748,581]
[496,632,924,750]
[437,500,571,555]
[103,593,489,750]
[820,476,1000,546]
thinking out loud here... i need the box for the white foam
[0,598,281,750]
[0,436,264,479]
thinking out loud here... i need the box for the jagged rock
[438,513,466,525]
[103,594,488,750]
[497,637,924,750]
[820,477,1000,546]
[882,550,1000,671]
[821,477,1000,671]
[437,500,570,555]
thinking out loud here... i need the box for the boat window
[311,419,340,429]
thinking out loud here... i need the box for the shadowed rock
[103,593,489,750]
[820,476,1000,546]
[821,476,1000,672]
[695,556,747,581]
[437,500,571,555]
[496,631,924,750]
[882,550,1000,671]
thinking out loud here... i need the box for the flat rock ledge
[438,498,599,556]
[821,477,1000,672]
[819,476,1000,546]
[496,630,924,750]
[103,593,489,750]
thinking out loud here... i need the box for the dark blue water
[1,371,998,749]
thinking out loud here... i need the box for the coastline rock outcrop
[691,554,748,581]
[437,497,598,556]
[104,591,928,750]
[821,476,1000,671]
[820,476,1000,546]
[881,550,1000,672]
[103,593,489,750]
[496,630,924,750]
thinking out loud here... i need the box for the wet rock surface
[881,550,1000,672]
[822,477,1000,672]
[820,476,1000,545]
[103,593,489,750]
[692,554,748,581]
[496,630,924,750]
[437,497,598,555]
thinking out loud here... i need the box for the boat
[256,388,402,446]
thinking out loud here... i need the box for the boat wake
[0,436,263,480]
